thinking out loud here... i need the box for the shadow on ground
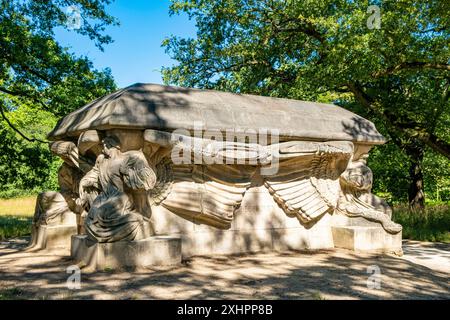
[0,239,448,300]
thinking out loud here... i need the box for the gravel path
[0,238,448,300]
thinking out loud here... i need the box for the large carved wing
[264,141,353,224]
[142,130,257,228]
[160,164,255,228]
[147,158,173,206]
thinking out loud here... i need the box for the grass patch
[0,215,32,240]
[0,196,35,240]
[392,204,450,243]
[0,196,36,217]
[0,288,26,300]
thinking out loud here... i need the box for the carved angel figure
[338,156,402,233]
[264,140,401,233]
[78,135,156,243]
[29,141,85,248]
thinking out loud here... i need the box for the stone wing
[147,158,173,206]
[264,141,353,224]
[120,151,157,191]
[160,164,255,228]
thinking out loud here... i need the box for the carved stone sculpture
[338,153,402,233]
[29,141,82,250]
[78,135,155,242]
[44,83,402,262]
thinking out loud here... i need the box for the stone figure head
[102,135,121,157]
[340,161,373,191]
[50,141,79,168]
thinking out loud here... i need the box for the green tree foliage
[0,0,117,120]
[423,152,450,203]
[0,0,117,197]
[0,106,61,197]
[162,0,450,207]
[368,141,450,203]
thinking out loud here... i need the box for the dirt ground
[0,238,448,300]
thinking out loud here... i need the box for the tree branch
[373,62,450,78]
[0,86,52,112]
[0,103,47,143]
[347,82,450,159]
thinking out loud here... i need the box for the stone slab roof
[48,83,385,144]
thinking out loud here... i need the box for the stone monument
[28,141,81,251]
[40,83,402,269]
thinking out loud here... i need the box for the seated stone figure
[29,141,82,249]
[31,191,74,229]
[338,154,402,233]
[78,135,156,243]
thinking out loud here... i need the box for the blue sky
[54,0,197,88]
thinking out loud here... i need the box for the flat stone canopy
[48,83,385,144]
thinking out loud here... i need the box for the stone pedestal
[331,226,403,255]
[28,224,77,251]
[71,235,182,270]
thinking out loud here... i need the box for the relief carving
[337,149,402,233]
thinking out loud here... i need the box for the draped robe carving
[79,136,156,243]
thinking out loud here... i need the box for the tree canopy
[163,0,450,207]
[0,0,117,141]
[0,0,117,195]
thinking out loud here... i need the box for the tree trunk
[405,142,425,210]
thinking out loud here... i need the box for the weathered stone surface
[29,224,77,251]
[48,83,385,144]
[151,186,335,257]
[71,235,182,270]
[28,191,78,251]
[38,83,402,266]
[331,226,403,255]
[29,142,89,249]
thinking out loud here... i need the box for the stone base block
[331,226,402,255]
[28,224,77,251]
[178,226,334,258]
[152,189,336,258]
[71,235,182,270]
